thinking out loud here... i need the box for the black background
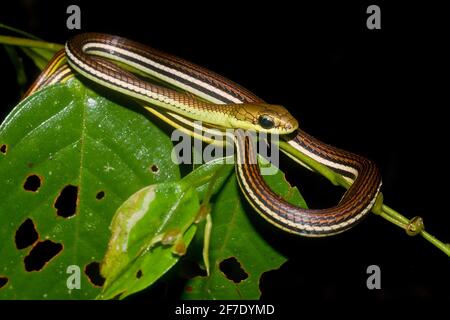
[0,0,449,306]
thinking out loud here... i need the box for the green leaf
[98,182,200,300]
[182,167,307,299]
[0,78,179,299]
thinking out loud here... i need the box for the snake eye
[258,115,275,129]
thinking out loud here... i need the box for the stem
[0,35,63,51]
[278,140,351,188]
[278,140,450,258]
[377,210,408,230]
[421,231,450,257]
[0,22,41,40]
[382,204,410,224]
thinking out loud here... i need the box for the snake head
[231,103,299,134]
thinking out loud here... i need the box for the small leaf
[98,182,200,300]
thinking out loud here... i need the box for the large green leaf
[0,78,179,299]
[182,164,307,299]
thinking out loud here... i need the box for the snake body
[26,33,382,236]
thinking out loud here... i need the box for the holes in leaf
[219,257,248,283]
[149,164,159,174]
[23,174,42,192]
[84,262,105,287]
[96,191,105,200]
[54,185,78,218]
[24,240,63,272]
[0,144,6,155]
[0,276,8,289]
[136,269,143,279]
[15,218,39,249]
[180,260,207,279]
